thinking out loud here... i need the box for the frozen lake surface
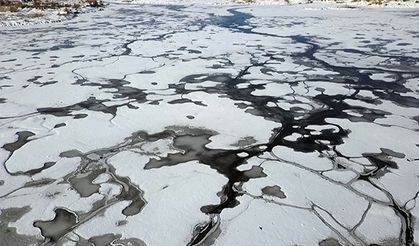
[0,4,418,245]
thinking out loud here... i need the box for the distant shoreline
[1,0,418,27]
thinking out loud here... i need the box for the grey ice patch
[0,206,31,223]
[34,208,77,242]
[0,206,39,246]
[380,148,406,159]
[2,131,35,154]
[231,136,257,147]
[261,185,286,199]
[68,170,102,197]
[243,166,267,179]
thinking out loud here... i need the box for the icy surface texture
[0,4,418,246]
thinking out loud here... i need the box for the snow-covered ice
[0,3,418,246]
